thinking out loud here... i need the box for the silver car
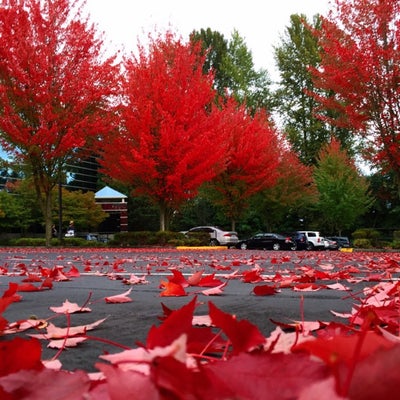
[182,226,239,247]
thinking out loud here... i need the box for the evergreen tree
[274,14,353,165]
[190,28,272,113]
[314,138,373,234]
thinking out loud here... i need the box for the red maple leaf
[242,269,263,283]
[197,273,224,287]
[97,363,159,399]
[204,352,330,399]
[159,281,186,297]
[208,302,266,355]
[0,337,43,377]
[0,368,90,399]
[146,296,197,349]
[167,269,188,287]
[293,330,396,396]
[105,288,133,303]
[15,283,41,292]
[253,284,279,296]
[2,282,22,302]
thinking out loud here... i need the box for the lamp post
[58,162,63,240]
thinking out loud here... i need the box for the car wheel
[306,243,314,251]
[240,242,248,250]
[290,244,297,251]
[272,243,280,251]
[210,239,219,246]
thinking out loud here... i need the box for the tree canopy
[310,0,400,188]
[98,31,229,231]
[0,0,120,245]
[204,102,282,230]
[274,13,353,166]
[314,138,373,234]
[190,28,272,113]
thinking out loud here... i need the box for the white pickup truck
[295,231,326,250]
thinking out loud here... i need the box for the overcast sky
[85,0,331,79]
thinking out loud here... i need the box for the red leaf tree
[309,0,400,186]
[204,102,281,230]
[0,0,120,245]
[98,31,228,230]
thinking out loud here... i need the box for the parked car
[182,226,239,247]
[235,233,297,251]
[322,237,339,250]
[326,236,351,249]
[291,231,326,250]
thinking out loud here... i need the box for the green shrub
[390,240,400,249]
[62,238,106,247]
[112,231,188,247]
[184,231,210,245]
[110,231,212,247]
[155,231,184,245]
[393,231,400,241]
[352,229,380,247]
[8,236,106,247]
[10,237,46,246]
[353,238,373,249]
[352,228,380,239]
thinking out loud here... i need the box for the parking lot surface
[0,247,388,372]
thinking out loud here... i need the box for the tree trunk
[159,202,166,231]
[44,191,53,247]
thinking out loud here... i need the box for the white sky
[85,0,331,80]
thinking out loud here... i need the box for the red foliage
[0,337,43,377]
[206,103,282,222]
[310,0,400,175]
[0,0,120,244]
[253,284,278,296]
[208,302,266,355]
[98,30,228,225]
[0,0,119,159]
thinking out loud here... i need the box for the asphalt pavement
[0,247,377,372]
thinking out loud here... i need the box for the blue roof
[95,186,127,199]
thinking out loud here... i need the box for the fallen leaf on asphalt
[187,270,203,286]
[253,284,279,296]
[192,315,212,326]
[122,274,149,285]
[200,281,227,296]
[105,288,133,303]
[47,336,88,349]
[326,283,350,291]
[4,319,48,334]
[28,318,107,339]
[50,299,91,314]
[159,281,186,297]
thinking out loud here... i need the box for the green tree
[0,190,31,232]
[314,138,373,234]
[190,28,272,113]
[60,189,108,233]
[189,28,229,96]
[274,14,353,165]
[0,178,107,235]
[360,171,400,230]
